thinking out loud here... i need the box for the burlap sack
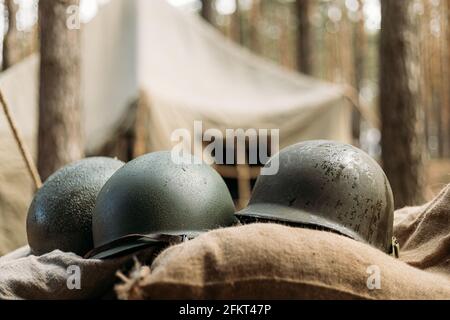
[394,185,450,278]
[1,185,449,300]
[115,224,450,300]
[116,185,450,300]
[0,246,159,300]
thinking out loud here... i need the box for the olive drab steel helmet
[26,157,125,256]
[235,140,397,255]
[87,151,237,259]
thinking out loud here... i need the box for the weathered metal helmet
[87,151,237,259]
[27,157,125,256]
[236,140,396,254]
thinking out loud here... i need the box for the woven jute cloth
[115,185,450,300]
[1,185,449,300]
[394,185,450,278]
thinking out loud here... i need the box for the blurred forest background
[196,0,449,158]
[187,0,450,206]
[0,0,449,256]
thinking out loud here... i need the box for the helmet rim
[236,203,368,245]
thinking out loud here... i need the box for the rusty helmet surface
[236,140,395,254]
[88,151,237,259]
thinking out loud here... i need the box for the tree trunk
[352,0,366,144]
[295,0,312,74]
[444,0,450,157]
[249,0,261,53]
[379,0,425,208]
[3,0,38,69]
[38,0,84,180]
[200,0,213,24]
[3,0,19,69]
[447,0,450,158]
[230,5,242,44]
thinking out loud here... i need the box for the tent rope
[0,89,42,190]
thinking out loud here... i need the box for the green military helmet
[27,157,125,256]
[87,151,237,259]
[236,140,396,254]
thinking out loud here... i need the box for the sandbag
[394,185,450,278]
[0,246,159,300]
[1,184,449,300]
[115,223,450,300]
[115,184,450,300]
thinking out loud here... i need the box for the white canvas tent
[138,0,353,153]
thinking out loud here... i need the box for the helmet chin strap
[85,233,199,259]
[390,237,400,259]
[138,233,196,244]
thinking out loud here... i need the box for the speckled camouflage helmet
[87,151,237,259]
[236,140,397,255]
[26,157,125,256]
